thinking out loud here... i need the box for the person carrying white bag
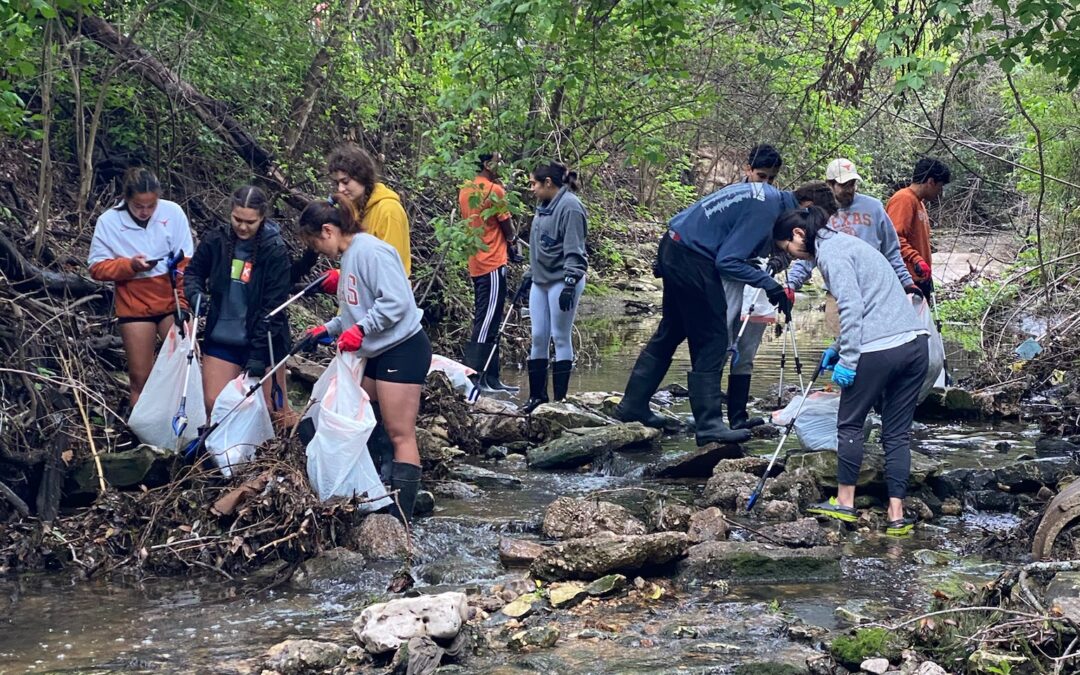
[296,197,432,524]
[127,322,206,450]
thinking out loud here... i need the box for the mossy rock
[829,627,905,668]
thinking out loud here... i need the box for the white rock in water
[352,591,469,654]
[860,657,891,674]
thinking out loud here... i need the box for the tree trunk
[70,12,311,210]
[0,228,105,297]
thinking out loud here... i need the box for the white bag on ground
[128,324,206,450]
[306,352,392,509]
[911,297,945,400]
[206,375,274,478]
[772,391,842,451]
[429,354,476,397]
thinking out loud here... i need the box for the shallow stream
[0,294,1039,674]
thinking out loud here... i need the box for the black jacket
[184,221,292,370]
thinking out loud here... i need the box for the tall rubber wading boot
[727,373,765,430]
[552,359,573,401]
[613,350,670,429]
[388,461,422,524]
[520,358,549,414]
[687,371,750,446]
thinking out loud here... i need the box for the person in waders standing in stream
[613,144,795,447]
[774,206,929,536]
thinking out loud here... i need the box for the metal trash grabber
[166,250,187,338]
[266,271,331,320]
[265,271,331,410]
[468,280,532,405]
[171,294,202,442]
[746,362,825,512]
[183,335,315,462]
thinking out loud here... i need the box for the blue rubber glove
[819,347,840,371]
[831,364,856,388]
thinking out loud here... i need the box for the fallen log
[0,228,104,297]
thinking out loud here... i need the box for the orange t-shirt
[886,186,931,281]
[459,176,512,277]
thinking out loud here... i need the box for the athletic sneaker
[806,497,858,523]
[885,517,916,537]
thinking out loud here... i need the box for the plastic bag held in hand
[305,352,392,508]
[128,325,206,449]
[206,375,274,478]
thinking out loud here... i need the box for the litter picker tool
[184,336,315,462]
[468,279,532,405]
[171,294,201,442]
[263,272,330,411]
[746,362,825,512]
[266,271,331,320]
[166,250,186,337]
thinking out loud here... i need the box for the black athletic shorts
[366,329,432,384]
[117,312,173,325]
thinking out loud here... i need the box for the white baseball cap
[826,158,861,183]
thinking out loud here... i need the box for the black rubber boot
[614,350,670,429]
[368,402,396,483]
[520,358,549,414]
[552,359,573,401]
[483,343,519,394]
[465,341,498,393]
[388,461,422,524]
[687,371,750,446]
[727,373,765,430]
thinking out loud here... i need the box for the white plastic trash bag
[429,354,476,397]
[773,391,842,451]
[206,375,274,478]
[742,285,776,323]
[306,352,392,509]
[128,324,206,450]
[911,297,945,401]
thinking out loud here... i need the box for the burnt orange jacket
[885,187,931,281]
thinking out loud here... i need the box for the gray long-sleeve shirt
[788,193,913,290]
[815,230,923,370]
[322,233,423,358]
[529,186,588,284]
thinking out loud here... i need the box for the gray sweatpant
[722,279,768,376]
[529,277,586,361]
[836,335,929,499]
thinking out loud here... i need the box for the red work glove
[320,269,340,294]
[337,325,364,352]
[914,260,931,281]
[300,325,328,350]
[784,286,796,306]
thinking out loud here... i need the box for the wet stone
[415,490,435,516]
[498,537,546,567]
[531,401,610,430]
[714,456,771,476]
[861,657,891,674]
[647,442,745,478]
[433,480,483,500]
[755,518,828,548]
[527,423,661,469]
[687,507,729,543]
[530,531,691,581]
[584,574,627,597]
[292,547,367,590]
[548,582,588,608]
[702,471,758,509]
[542,496,647,539]
[263,639,345,675]
[352,592,469,654]
[1035,437,1080,458]
[994,458,1079,493]
[762,500,799,521]
[508,625,560,652]
[678,541,841,585]
[648,503,693,532]
[355,514,409,561]
[500,594,540,619]
[446,463,522,489]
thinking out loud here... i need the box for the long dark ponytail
[114,167,161,211]
[298,195,364,237]
[773,206,833,257]
[532,160,580,192]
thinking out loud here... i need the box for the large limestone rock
[677,541,842,585]
[473,397,529,444]
[499,537,546,567]
[531,402,611,430]
[754,518,829,548]
[687,507,729,543]
[647,443,745,478]
[785,450,941,490]
[263,639,345,674]
[354,514,409,561]
[542,496,647,539]
[352,592,470,654]
[446,463,522,489]
[761,468,822,509]
[527,423,661,469]
[292,547,367,590]
[702,471,758,509]
[530,531,690,581]
[994,458,1078,492]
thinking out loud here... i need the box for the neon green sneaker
[806,497,858,523]
[886,517,915,537]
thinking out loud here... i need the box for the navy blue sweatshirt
[668,182,795,289]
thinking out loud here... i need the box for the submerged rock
[527,423,660,469]
[530,531,690,581]
[508,625,560,651]
[542,496,647,539]
[584,574,628,597]
[353,592,469,654]
[498,537,546,567]
[292,547,367,590]
[446,463,522,489]
[263,639,345,674]
[646,442,745,478]
[433,480,483,500]
[1036,437,1080,458]
[531,402,610,430]
[677,541,841,585]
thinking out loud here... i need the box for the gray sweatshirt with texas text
[529,186,588,284]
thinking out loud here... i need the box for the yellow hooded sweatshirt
[363,182,411,276]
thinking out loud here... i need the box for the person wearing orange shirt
[886,158,950,301]
[460,152,521,393]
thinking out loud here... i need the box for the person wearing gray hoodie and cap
[773,206,929,537]
[520,161,588,413]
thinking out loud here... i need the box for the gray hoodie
[529,185,588,284]
[323,233,423,358]
[815,230,923,370]
[788,193,913,290]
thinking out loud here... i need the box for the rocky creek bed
[3,296,1080,674]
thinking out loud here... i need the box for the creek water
[0,293,1037,674]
